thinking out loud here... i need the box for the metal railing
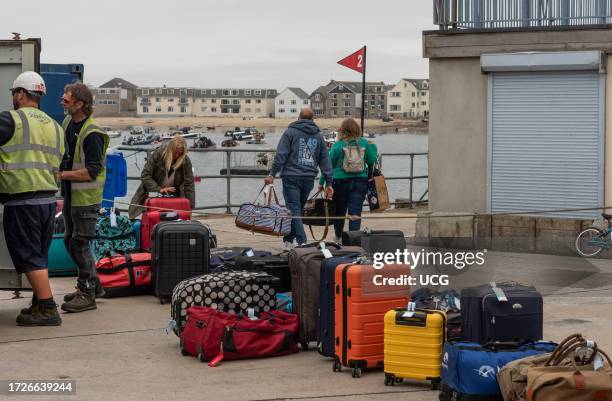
[120,147,429,213]
[434,0,612,30]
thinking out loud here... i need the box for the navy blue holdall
[440,341,557,401]
[317,254,361,358]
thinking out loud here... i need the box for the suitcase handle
[295,241,341,250]
[394,310,428,327]
[482,340,531,350]
[160,211,179,221]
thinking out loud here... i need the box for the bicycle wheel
[575,227,606,257]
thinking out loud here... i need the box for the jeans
[332,178,369,238]
[281,177,314,245]
[63,201,100,294]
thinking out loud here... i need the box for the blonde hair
[164,134,187,171]
[338,118,362,141]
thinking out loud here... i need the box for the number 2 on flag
[337,47,366,74]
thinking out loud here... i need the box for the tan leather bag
[498,334,583,401]
[526,336,612,401]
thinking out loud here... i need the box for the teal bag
[91,213,136,261]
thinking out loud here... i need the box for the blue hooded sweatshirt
[269,119,333,184]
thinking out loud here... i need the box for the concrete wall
[428,57,488,213]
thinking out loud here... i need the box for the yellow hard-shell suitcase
[383,308,446,389]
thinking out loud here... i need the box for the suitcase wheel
[431,378,440,391]
[384,373,393,386]
[351,367,362,378]
[197,352,206,363]
[179,339,189,356]
[332,358,342,372]
[300,340,309,351]
[159,298,167,305]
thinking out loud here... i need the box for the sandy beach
[95,116,428,131]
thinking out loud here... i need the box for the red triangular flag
[337,47,365,74]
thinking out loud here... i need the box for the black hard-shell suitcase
[317,255,361,358]
[152,220,210,303]
[232,253,291,292]
[461,282,543,344]
[170,270,278,335]
[342,230,406,255]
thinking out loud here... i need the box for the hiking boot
[63,282,105,302]
[61,289,97,313]
[16,303,62,326]
[20,295,38,315]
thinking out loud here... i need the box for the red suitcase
[141,210,191,250]
[144,197,191,213]
[96,252,152,297]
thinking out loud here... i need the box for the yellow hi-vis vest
[62,115,109,207]
[0,107,64,195]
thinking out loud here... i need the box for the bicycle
[575,213,612,257]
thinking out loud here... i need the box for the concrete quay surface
[1,212,611,401]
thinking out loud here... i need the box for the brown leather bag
[526,335,612,401]
[303,190,335,241]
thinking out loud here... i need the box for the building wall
[606,54,612,209]
[275,90,310,119]
[94,88,137,117]
[428,58,488,213]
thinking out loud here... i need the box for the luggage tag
[245,249,255,257]
[402,302,417,318]
[110,208,117,227]
[594,353,605,371]
[320,242,333,259]
[490,282,508,302]
[164,319,177,335]
[247,308,258,320]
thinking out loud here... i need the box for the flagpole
[360,45,367,135]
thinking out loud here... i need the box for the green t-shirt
[319,138,378,184]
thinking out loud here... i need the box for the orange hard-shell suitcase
[333,263,410,378]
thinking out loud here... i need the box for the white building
[387,79,429,119]
[275,87,310,118]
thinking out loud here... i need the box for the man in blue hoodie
[265,108,333,249]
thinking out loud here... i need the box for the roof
[99,78,138,89]
[325,80,388,94]
[402,78,430,90]
[286,87,310,99]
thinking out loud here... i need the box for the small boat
[191,136,216,149]
[231,127,260,141]
[102,126,121,138]
[246,131,266,144]
[161,131,199,142]
[206,126,216,130]
[225,127,242,137]
[129,126,158,136]
[122,133,158,146]
[193,124,203,129]
[221,139,239,147]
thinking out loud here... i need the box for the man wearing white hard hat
[0,71,65,326]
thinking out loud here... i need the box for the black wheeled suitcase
[152,220,210,303]
[232,253,291,292]
[461,282,543,344]
[170,270,278,335]
[342,230,406,255]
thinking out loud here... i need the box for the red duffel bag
[179,306,299,365]
[96,252,152,297]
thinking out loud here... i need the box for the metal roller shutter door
[489,71,603,219]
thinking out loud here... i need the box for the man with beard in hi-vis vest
[0,71,65,326]
[58,83,109,313]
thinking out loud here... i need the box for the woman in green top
[319,118,378,241]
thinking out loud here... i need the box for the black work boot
[16,302,62,326]
[61,289,97,313]
[20,294,38,315]
[63,282,105,302]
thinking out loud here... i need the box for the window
[167,89,173,94]
[314,94,321,101]
[332,110,337,116]
[303,100,308,105]
[221,99,230,105]
[421,91,427,96]
[256,99,261,104]
[344,94,350,100]
[404,83,407,88]
[332,94,337,99]
[232,99,239,105]
[332,102,337,107]
[379,95,384,100]
[221,108,229,114]
[232,108,239,113]
[179,97,188,103]
[211,99,217,103]
[180,89,187,95]
[291,100,296,105]
[223,90,230,96]
[412,103,416,108]
[254,89,261,96]
[231,89,238,96]
[279,100,284,105]
[168,98,174,102]
[180,106,187,113]
[201,98,206,103]
[279,108,285,113]
[211,107,217,112]
[143,106,149,113]
[338,84,344,90]
[256,108,261,113]
[201,107,207,112]
[156,106,162,112]
[344,102,350,107]
[245,89,251,96]
[167,106,174,112]
[246,99,251,104]
[344,110,350,116]
[155,97,161,102]
[370,101,375,106]
[412,92,416,97]
[201,89,206,95]
[98,89,106,94]
[155,89,162,94]
[290,108,297,113]
[246,108,251,112]
[211,90,216,95]
[390,105,401,111]
[421,101,427,106]
[142,89,149,95]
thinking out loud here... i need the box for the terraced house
[309,80,388,119]
[136,87,277,117]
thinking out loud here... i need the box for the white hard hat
[10,71,46,95]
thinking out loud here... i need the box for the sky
[2,0,435,92]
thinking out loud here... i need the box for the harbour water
[110,127,428,212]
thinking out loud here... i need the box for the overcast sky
[2,0,434,92]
